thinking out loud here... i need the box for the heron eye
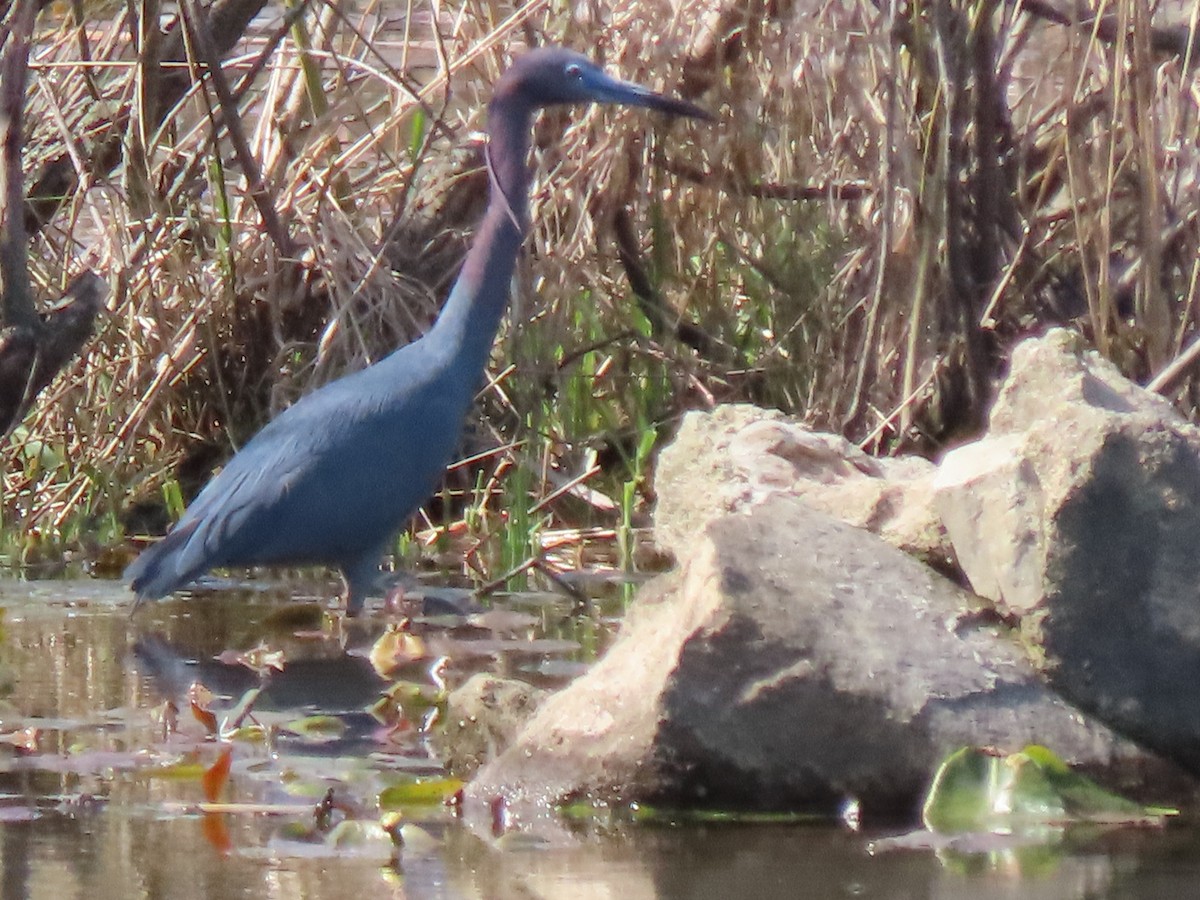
[565,63,583,79]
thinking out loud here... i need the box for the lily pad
[377,776,463,809]
[922,745,1174,834]
[282,715,347,743]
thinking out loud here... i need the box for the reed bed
[2,0,1198,583]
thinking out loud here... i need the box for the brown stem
[0,0,36,334]
[181,0,298,263]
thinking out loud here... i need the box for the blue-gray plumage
[125,47,709,614]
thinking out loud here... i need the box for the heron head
[496,47,711,119]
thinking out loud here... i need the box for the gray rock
[933,329,1200,772]
[468,497,1164,814]
[654,405,953,573]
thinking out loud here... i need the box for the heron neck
[427,95,533,372]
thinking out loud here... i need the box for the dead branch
[0,5,105,435]
[0,273,105,436]
[611,206,730,363]
[0,0,36,334]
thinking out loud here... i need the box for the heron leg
[339,548,387,616]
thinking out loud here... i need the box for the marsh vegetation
[1,0,1197,590]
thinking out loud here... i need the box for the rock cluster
[461,329,1200,815]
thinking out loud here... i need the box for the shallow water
[0,578,1198,900]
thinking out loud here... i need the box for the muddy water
[0,578,1197,900]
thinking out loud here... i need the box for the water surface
[0,578,1196,899]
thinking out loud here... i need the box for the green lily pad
[922,745,1175,834]
[282,715,347,742]
[224,725,267,743]
[378,776,463,809]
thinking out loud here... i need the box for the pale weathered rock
[437,673,548,777]
[934,433,1044,612]
[654,405,953,574]
[933,328,1200,773]
[467,498,1165,815]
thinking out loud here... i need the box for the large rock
[436,673,547,777]
[934,328,1200,772]
[654,404,954,574]
[468,497,1165,815]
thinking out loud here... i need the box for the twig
[662,159,870,201]
[611,205,727,361]
[528,463,602,515]
[474,554,589,605]
[843,0,898,434]
[1147,334,1200,396]
[1130,0,1168,371]
[180,0,298,263]
[474,556,540,598]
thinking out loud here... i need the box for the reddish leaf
[201,812,232,855]
[188,682,219,736]
[202,746,232,802]
[190,701,218,736]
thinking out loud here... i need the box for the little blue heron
[125,47,708,614]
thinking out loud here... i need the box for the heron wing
[127,340,469,598]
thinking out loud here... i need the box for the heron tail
[124,520,204,602]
